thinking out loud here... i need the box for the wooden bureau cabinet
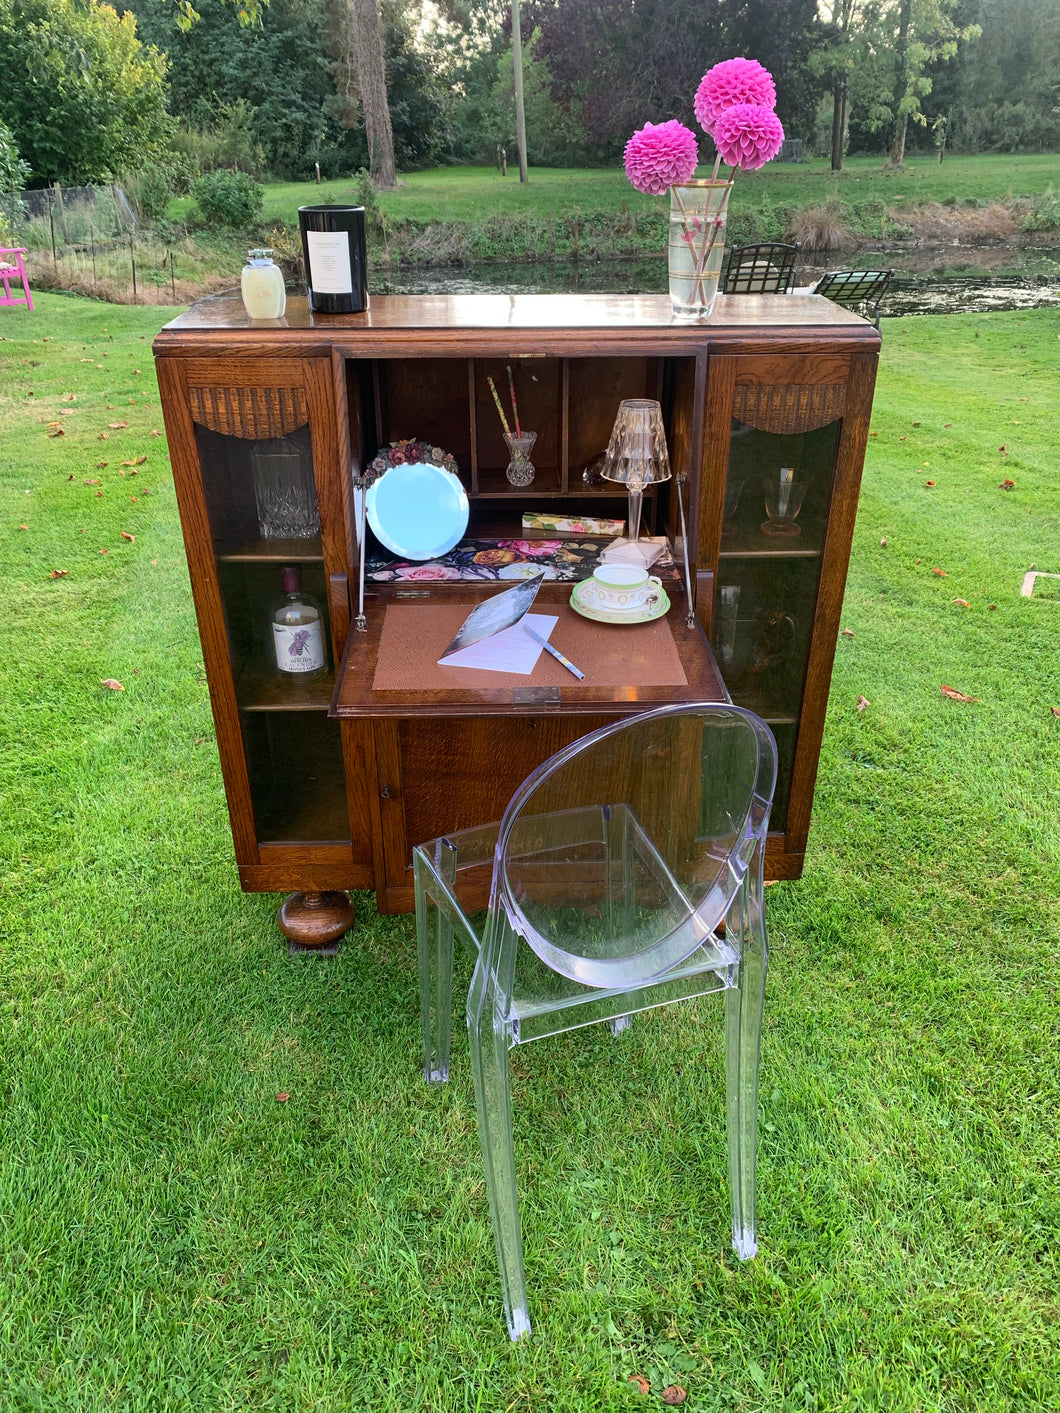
[154,293,878,943]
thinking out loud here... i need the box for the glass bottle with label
[271,566,327,681]
[241,249,286,320]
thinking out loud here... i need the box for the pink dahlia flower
[712,103,785,171]
[694,58,777,136]
[624,120,699,195]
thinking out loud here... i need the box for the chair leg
[724,857,768,1261]
[415,844,455,1085]
[469,988,530,1340]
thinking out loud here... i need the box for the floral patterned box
[521,512,625,536]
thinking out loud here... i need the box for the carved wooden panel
[189,385,308,440]
[733,382,845,435]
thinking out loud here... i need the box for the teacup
[580,564,664,613]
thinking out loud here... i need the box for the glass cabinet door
[712,416,842,830]
[193,417,351,847]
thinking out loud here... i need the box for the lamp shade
[601,399,672,487]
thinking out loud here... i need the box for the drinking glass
[761,467,808,538]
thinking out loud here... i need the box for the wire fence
[8,183,191,305]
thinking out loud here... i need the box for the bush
[189,169,264,228]
[0,120,30,241]
[1021,186,1060,233]
[124,167,176,225]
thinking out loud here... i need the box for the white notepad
[439,613,558,674]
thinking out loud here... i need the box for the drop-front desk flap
[329,580,728,720]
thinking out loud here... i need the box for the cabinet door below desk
[371,714,615,913]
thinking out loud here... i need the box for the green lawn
[1,294,1058,1411]
[253,154,1060,226]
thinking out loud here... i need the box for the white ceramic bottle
[241,249,286,320]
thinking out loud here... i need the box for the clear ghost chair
[414,703,778,1340]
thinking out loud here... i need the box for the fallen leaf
[95,460,108,468]
[841,628,856,638]
[97,432,108,440]
[99,546,108,553]
[58,409,77,416]
[122,455,147,466]
[931,566,947,576]
[999,479,1015,490]
[275,1092,290,1103]
[899,435,907,441]
[662,1387,687,1407]
[67,474,74,481]
[944,422,953,427]
[915,558,922,565]
[988,603,997,610]
[49,569,69,578]
[95,491,104,498]
[856,694,870,712]
[1051,707,1060,718]
[924,479,935,487]
[952,598,970,607]
[133,369,141,375]
[150,428,161,436]
[106,404,115,410]
[628,1375,650,1395]
[120,531,135,542]
[130,495,139,502]
[108,420,128,429]
[18,524,28,530]
[913,420,921,427]
[85,478,101,485]
[48,426,66,438]
[101,678,124,691]
[998,445,1008,456]
[941,684,978,702]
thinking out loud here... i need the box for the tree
[0,0,171,184]
[163,0,397,186]
[344,0,396,186]
[884,0,980,164]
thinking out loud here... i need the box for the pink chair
[0,247,33,310]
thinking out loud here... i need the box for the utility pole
[511,0,528,183]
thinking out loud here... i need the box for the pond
[372,244,1060,316]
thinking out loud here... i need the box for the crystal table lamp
[601,399,672,567]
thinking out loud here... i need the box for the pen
[522,623,585,680]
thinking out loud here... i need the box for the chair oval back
[494,704,777,988]
[723,243,801,295]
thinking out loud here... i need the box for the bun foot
[277,891,354,950]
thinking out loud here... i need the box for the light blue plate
[366,461,469,561]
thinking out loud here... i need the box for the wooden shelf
[235,660,335,712]
[217,535,324,563]
[718,527,822,558]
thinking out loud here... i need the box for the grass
[1,293,1059,1410]
[252,155,1060,226]
[161,154,1060,275]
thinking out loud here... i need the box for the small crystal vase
[668,180,732,318]
[504,430,537,487]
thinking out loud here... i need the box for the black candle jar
[298,205,368,314]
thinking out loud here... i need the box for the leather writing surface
[372,602,688,694]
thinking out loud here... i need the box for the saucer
[570,579,671,625]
